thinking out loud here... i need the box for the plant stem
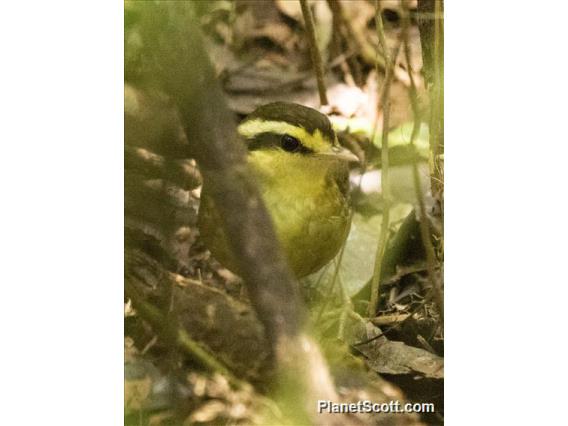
[300,0,329,105]
[368,0,395,317]
[407,0,444,320]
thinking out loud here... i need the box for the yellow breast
[198,150,351,278]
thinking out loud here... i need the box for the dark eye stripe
[247,132,313,154]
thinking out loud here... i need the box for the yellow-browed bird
[198,102,358,278]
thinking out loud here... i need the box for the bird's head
[237,102,359,163]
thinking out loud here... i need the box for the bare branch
[127,3,340,422]
[300,0,329,105]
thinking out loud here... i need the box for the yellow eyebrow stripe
[237,119,330,153]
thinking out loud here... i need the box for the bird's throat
[248,150,338,198]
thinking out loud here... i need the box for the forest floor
[125,1,443,425]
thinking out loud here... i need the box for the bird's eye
[281,134,300,152]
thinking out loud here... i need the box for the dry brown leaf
[347,320,444,379]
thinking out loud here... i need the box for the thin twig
[368,0,396,317]
[354,297,428,347]
[370,313,411,326]
[299,0,328,105]
[432,0,444,220]
[315,212,351,323]
[401,1,444,321]
[326,0,363,86]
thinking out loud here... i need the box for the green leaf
[374,121,429,153]
[305,203,413,297]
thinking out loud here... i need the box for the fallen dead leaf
[346,319,443,379]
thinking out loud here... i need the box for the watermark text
[317,400,434,414]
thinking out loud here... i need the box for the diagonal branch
[128,3,339,422]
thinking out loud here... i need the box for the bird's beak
[317,145,359,163]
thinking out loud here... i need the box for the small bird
[198,102,358,278]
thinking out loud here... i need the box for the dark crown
[244,102,335,142]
